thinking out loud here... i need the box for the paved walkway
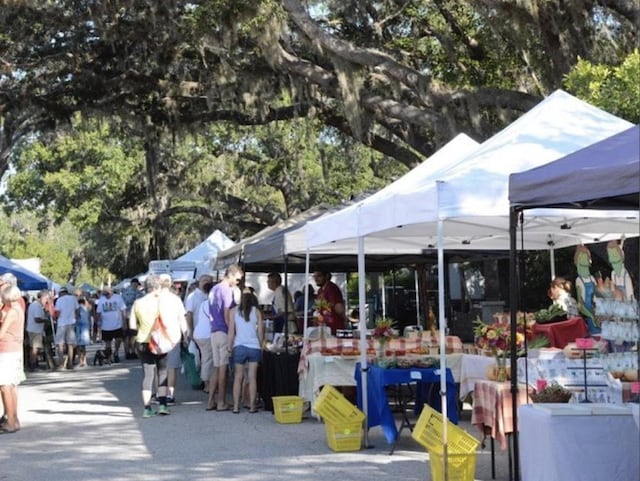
[2,351,514,481]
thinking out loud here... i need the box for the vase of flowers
[373,318,395,363]
[474,319,526,382]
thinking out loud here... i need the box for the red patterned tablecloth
[471,380,531,450]
[297,335,463,375]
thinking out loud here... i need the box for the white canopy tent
[284,134,480,252]
[306,91,636,252]
[176,229,235,278]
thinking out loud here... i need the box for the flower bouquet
[372,318,396,363]
[474,318,526,382]
[313,298,332,324]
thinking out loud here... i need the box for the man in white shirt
[54,287,79,369]
[96,286,127,363]
[185,275,213,393]
[267,272,296,334]
[26,289,51,371]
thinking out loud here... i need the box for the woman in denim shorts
[227,288,264,413]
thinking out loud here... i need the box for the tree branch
[282,0,430,96]
[317,106,425,168]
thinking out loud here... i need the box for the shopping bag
[180,344,203,389]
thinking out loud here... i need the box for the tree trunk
[143,130,171,260]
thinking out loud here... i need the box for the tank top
[0,304,25,353]
[232,306,260,350]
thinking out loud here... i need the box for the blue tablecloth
[355,363,458,444]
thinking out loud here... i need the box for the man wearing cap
[54,287,79,369]
[26,289,52,371]
[122,278,144,360]
[96,286,126,363]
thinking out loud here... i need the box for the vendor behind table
[313,270,347,334]
[266,272,296,333]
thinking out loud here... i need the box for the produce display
[534,304,568,324]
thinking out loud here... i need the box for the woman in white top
[548,277,579,319]
[227,288,264,414]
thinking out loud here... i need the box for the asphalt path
[2,348,513,481]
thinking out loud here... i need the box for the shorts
[232,345,261,365]
[102,328,124,342]
[166,342,181,369]
[210,331,229,367]
[125,328,138,337]
[55,324,77,346]
[28,332,44,349]
[136,342,167,364]
[195,337,213,381]
[0,351,26,386]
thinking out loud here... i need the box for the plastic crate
[429,451,477,481]
[324,422,362,452]
[411,404,480,454]
[313,385,365,425]
[272,396,304,424]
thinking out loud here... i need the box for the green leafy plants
[534,304,567,324]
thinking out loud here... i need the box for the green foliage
[564,50,640,123]
[0,210,113,286]
[2,113,401,278]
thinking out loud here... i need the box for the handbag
[148,312,176,355]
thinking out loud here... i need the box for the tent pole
[549,244,556,280]
[284,256,289,354]
[509,207,521,481]
[414,269,420,326]
[381,274,386,319]
[357,236,370,448]
[303,249,310,336]
[436,181,449,481]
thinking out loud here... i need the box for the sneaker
[113,354,120,363]
[166,396,176,406]
[158,404,171,416]
[143,406,157,418]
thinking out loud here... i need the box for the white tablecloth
[458,354,497,400]
[519,404,640,481]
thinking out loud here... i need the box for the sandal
[232,408,240,414]
[0,426,19,434]
[216,405,230,412]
